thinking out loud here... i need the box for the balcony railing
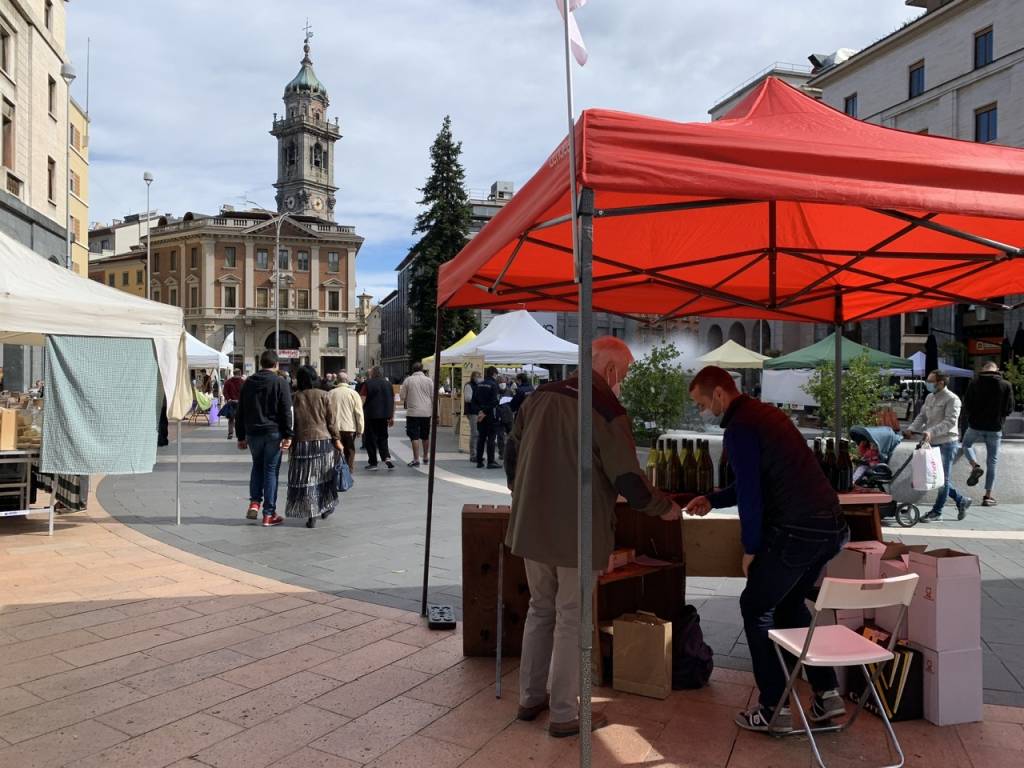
[154,217,356,236]
[181,307,365,323]
[272,116,341,136]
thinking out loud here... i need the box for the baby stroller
[849,425,920,528]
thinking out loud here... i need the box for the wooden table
[838,491,891,542]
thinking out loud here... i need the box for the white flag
[555,0,588,66]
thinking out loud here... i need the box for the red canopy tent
[420,78,1024,758]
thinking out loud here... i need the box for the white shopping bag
[911,445,945,491]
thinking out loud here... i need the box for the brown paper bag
[613,611,672,699]
[0,408,16,451]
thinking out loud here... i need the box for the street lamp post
[60,62,76,271]
[244,200,290,361]
[144,172,154,299]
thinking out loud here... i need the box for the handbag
[910,445,944,491]
[335,454,353,492]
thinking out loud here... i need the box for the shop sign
[277,349,301,359]
[967,337,1002,356]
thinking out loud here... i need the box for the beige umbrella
[695,339,770,369]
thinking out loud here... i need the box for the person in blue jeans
[685,366,848,734]
[962,362,1014,507]
[906,369,971,522]
[235,350,294,527]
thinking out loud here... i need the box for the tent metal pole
[577,186,595,766]
[834,289,843,440]
[421,310,445,616]
[175,419,181,526]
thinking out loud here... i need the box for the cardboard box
[908,549,981,652]
[0,408,15,451]
[613,612,672,699]
[826,541,888,581]
[910,643,983,726]
[683,517,744,578]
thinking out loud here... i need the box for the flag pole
[561,3,592,767]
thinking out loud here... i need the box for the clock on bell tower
[270,26,340,221]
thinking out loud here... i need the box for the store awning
[764,333,910,370]
[438,78,1024,323]
[695,339,769,369]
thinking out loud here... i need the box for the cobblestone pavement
[3,486,1022,767]
[98,417,1024,707]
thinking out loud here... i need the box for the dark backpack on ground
[671,604,714,689]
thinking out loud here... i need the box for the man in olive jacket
[504,337,680,737]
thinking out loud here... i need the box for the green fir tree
[407,116,479,364]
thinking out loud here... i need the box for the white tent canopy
[0,232,191,418]
[186,333,230,369]
[440,310,579,364]
[888,351,974,379]
[696,339,770,369]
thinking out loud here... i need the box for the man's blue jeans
[932,441,964,515]
[962,428,1001,493]
[248,432,282,515]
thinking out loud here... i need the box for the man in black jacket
[510,373,534,414]
[685,366,847,734]
[236,351,294,527]
[962,361,1015,506]
[472,366,501,469]
[362,366,395,471]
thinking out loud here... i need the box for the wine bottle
[668,440,683,493]
[813,438,824,468]
[824,438,838,490]
[698,439,715,494]
[656,438,670,491]
[683,439,698,494]
[645,437,659,487]
[718,445,732,489]
[837,439,853,493]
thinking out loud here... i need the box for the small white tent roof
[0,232,191,418]
[440,310,579,365]
[186,333,230,369]
[888,351,974,378]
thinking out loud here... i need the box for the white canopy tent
[440,310,578,365]
[186,333,230,369]
[220,331,235,359]
[888,351,974,379]
[0,231,193,531]
[695,339,769,369]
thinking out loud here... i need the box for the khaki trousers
[519,559,597,723]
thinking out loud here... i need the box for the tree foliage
[407,116,478,364]
[619,343,689,442]
[1004,358,1024,412]
[803,351,895,435]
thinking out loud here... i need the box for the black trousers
[475,415,496,465]
[364,418,391,465]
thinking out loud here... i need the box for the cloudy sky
[68,1,922,302]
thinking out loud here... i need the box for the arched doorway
[755,320,771,353]
[265,330,301,370]
[706,324,723,351]
[728,321,746,347]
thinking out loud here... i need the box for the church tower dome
[271,26,340,221]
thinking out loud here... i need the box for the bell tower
[271,25,339,220]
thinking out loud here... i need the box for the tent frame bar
[421,311,445,616]
[873,208,1024,256]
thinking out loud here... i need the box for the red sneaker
[246,502,260,520]
[262,514,284,527]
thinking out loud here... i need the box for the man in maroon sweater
[222,369,244,440]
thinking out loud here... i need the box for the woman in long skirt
[286,365,341,528]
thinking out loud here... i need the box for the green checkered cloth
[42,336,161,474]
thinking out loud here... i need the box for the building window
[223,324,235,342]
[121,271,129,286]
[69,122,82,151]
[190,286,199,307]
[327,251,339,273]
[153,253,160,272]
[224,286,237,308]
[44,1,53,31]
[296,250,309,271]
[278,249,289,270]
[101,238,110,250]
[136,270,143,285]
[908,61,925,99]
[327,290,340,312]
[107,274,115,287]
[0,27,11,76]
[297,289,309,309]
[169,250,177,271]
[46,157,55,201]
[47,76,56,116]
[279,288,289,309]
[312,143,323,168]
[69,169,80,196]
[69,215,78,242]
[328,327,340,347]
[224,246,236,268]
[169,287,178,306]
[256,287,269,308]
[843,93,857,118]
[256,248,269,270]
[974,27,993,69]
[286,142,297,165]
[975,104,997,143]
[190,247,198,269]
[2,99,14,169]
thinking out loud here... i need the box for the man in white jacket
[905,370,972,522]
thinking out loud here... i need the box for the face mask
[700,391,723,426]
[925,382,937,393]
[499,383,507,391]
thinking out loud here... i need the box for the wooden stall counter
[838,491,890,542]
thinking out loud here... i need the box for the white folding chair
[767,573,919,768]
